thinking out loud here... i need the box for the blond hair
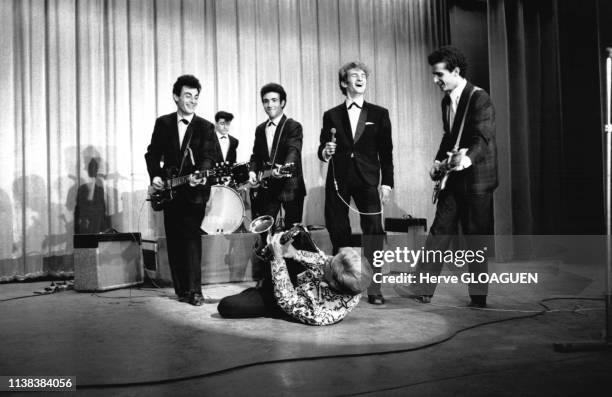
[330,248,373,295]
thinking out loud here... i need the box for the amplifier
[385,217,427,233]
[384,217,428,273]
[73,233,143,291]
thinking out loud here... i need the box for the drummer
[213,111,239,166]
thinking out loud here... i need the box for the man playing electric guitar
[145,75,216,306]
[248,83,306,228]
[431,148,468,203]
[148,167,221,211]
[248,83,306,286]
[409,47,498,308]
[245,162,295,190]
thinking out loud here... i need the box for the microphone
[325,128,337,161]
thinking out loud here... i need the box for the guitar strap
[178,124,195,176]
[432,87,481,205]
[452,86,480,151]
[270,117,291,167]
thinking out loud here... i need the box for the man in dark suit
[318,61,394,305]
[410,46,497,308]
[248,83,306,228]
[212,111,238,165]
[145,74,216,306]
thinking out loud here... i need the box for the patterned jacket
[270,249,360,326]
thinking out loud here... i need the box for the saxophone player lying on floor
[217,226,372,325]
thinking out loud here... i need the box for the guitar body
[245,163,296,204]
[256,162,296,190]
[432,174,449,204]
[431,148,467,204]
[147,167,216,211]
[148,167,179,211]
[148,187,174,211]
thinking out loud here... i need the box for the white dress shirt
[446,78,471,169]
[216,131,230,161]
[448,78,466,127]
[177,113,194,148]
[266,114,283,158]
[346,97,364,138]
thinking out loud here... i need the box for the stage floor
[1,259,611,396]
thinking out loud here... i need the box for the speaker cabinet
[73,233,143,291]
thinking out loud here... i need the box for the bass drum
[201,186,245,234]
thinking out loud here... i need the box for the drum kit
[200,161,293,235]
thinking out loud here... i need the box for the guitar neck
[260,169,274,179]
[259,164,294,180]
[165,175,190,189]
[164,170,212,189]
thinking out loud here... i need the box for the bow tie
[348,102,361,109]
[219,135,227,139]
[179,118,189,125]
[267,121,276,128]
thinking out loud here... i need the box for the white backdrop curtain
[0,0,447,281]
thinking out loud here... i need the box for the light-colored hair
[330,247,373,295]
[338,61,371,95]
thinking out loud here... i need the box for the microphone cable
[326,127,384,217]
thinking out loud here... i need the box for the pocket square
[365,122,375,125]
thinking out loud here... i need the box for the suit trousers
[163,198,205,297]
[414,188,493,297]
[325,159,384,295]
[251,188,304,229]
[250,188,305,280]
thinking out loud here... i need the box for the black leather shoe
[469,295,487,308]
[189,293,205,306]
[413,295,432,304]
[254,279,265,290]
[367,295,386,305]
[177,293,190,303]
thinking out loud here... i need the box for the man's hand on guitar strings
[248,171,258,186]
[429,160,443,181]
[189,173,207,187]
[152,176,164,190]
[446,148,471,171]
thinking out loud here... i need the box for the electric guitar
[239,162,296,190]
[147,167,221,211]
[432,148,467,204]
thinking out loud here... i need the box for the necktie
[348,102,361,109]
[449,96,456,126]
[266,121,276,156]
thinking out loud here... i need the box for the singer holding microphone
[318,61,394,305]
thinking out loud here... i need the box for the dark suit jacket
[435,82,498,194]
[145,112,216,205]
[212,134,239,165]
[249,115,306,202]
[318,102,394,188]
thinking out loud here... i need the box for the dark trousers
[163,199,205,297]
[251,189,304,229]
[217,229,315,318]
[324,160,384,295]
[250,189,304,280]
[414,188,493,297]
